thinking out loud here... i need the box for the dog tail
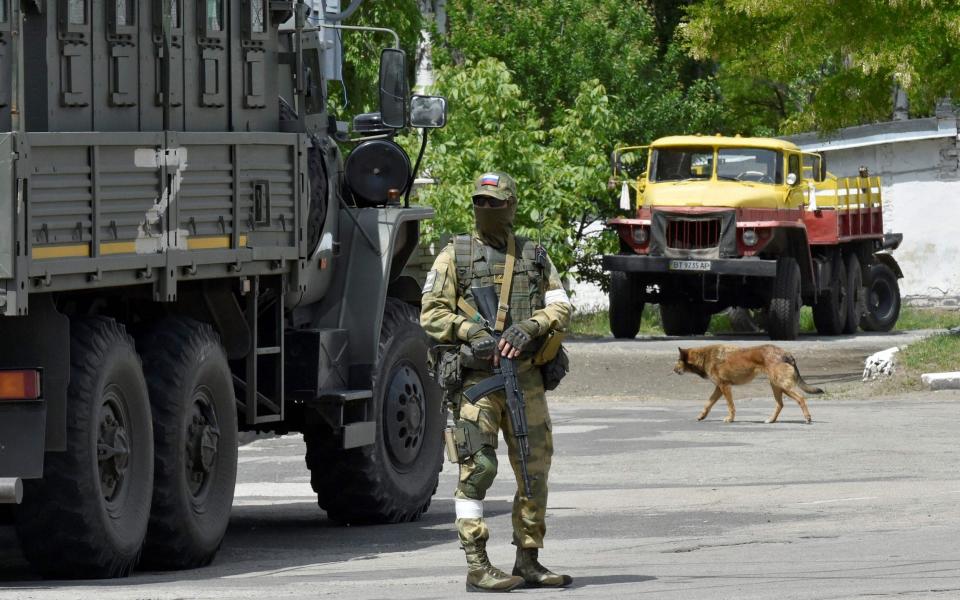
[783,354,824,394]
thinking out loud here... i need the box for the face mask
[474,201,516,248]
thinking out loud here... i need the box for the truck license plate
[669,260,711,272]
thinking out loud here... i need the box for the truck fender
[387,275,424,307]
[304,206,433,388]
[873,251,904,279]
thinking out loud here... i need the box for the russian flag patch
[479,174,500,187]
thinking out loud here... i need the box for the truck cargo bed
[2,131,306,309]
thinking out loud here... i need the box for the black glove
[501,320,541,353]
[467,324,496,360]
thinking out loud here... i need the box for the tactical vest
[452,234,546,326]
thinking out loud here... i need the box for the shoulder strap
[452,234,474,295]
[495,235,517,332]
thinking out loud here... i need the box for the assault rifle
[462,285,535,498]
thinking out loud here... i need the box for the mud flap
[0,400,45,479]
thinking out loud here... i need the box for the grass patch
[898,333,960,374]
[894,307,960,331]
[874,332,960,393]
[570,305,663,337]
[571,304,959,338]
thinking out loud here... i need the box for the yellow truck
[603,135,903,340]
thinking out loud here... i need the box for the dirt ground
[556,330,931,406]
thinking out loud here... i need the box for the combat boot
[512,547,573,588]
[463,539,524,593]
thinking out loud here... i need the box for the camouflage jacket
[419,233,572,345]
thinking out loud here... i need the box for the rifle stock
[464,286,535,497]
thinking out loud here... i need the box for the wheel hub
[384,362,427,468]
[98,394,131,504]
[186,392,220,498]
[870,281,892,316]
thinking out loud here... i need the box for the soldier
[420,172,574,592]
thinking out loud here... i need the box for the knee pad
[460,446,498,499]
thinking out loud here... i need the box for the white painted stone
[863,347,900,381]
[920,371,960,390]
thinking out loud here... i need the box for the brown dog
[674,344,822,424]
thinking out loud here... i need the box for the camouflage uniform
[420,172,573,591]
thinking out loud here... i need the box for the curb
[921,372,960,390]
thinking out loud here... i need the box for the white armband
[545,288,570,306]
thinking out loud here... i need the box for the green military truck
[0,0,446,578]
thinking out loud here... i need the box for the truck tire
[660,303,711,336]
[15,317,153,579]
[306,298,443,524]
[609,271,644,338]
[860,263,901,332]
[137,318,237,570]
[768,257,802,340]
[812,257,847,336]
[842,253,863,334]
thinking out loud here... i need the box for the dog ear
[678,347,687,360]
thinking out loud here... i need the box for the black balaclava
[474,199,517,249]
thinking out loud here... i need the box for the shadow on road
[0,498,512,586]
[570,573,658,588]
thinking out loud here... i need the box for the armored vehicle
[605,135,903,340]
[0,0,447,578]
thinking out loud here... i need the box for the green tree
[684,0,960,133]
[434,0,727,142]
[405,59,620,283]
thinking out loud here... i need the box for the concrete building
[785,102,960,306]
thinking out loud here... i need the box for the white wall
[816,136,960,305]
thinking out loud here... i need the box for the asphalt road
[1,331,959,599]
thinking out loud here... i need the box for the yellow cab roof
[651,134,801,152]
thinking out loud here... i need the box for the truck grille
[666,218,721,250]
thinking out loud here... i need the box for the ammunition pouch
[539,343,570,391]
[444,417,497,464]
[532,329,565,366]
[428,345,463,407]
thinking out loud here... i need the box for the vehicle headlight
[632,227,649,244]
[742,228,758,247]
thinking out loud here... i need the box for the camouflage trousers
[454,366,553,549]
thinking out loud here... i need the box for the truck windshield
[716,148,782,184]
[650,148,713,182]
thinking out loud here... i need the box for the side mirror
[379,48,408,128]
[409,95,447,128]
[786,172,798,186]
[610,150,622,177]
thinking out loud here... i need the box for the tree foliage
[434,0,726,143]
[683,0,960,133]
[403,59,620,282]
[409,0,728,288]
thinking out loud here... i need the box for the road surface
[1,331,958,599]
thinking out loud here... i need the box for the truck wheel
[660,303,711,336]
[137,318,237,570]
[15,318,153,579]
[306,298,443,524]
[768,257,802,340]
[812,257,847,335]
[860,263,901,332]
[842,253,863,334]
[609,271,644,338]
